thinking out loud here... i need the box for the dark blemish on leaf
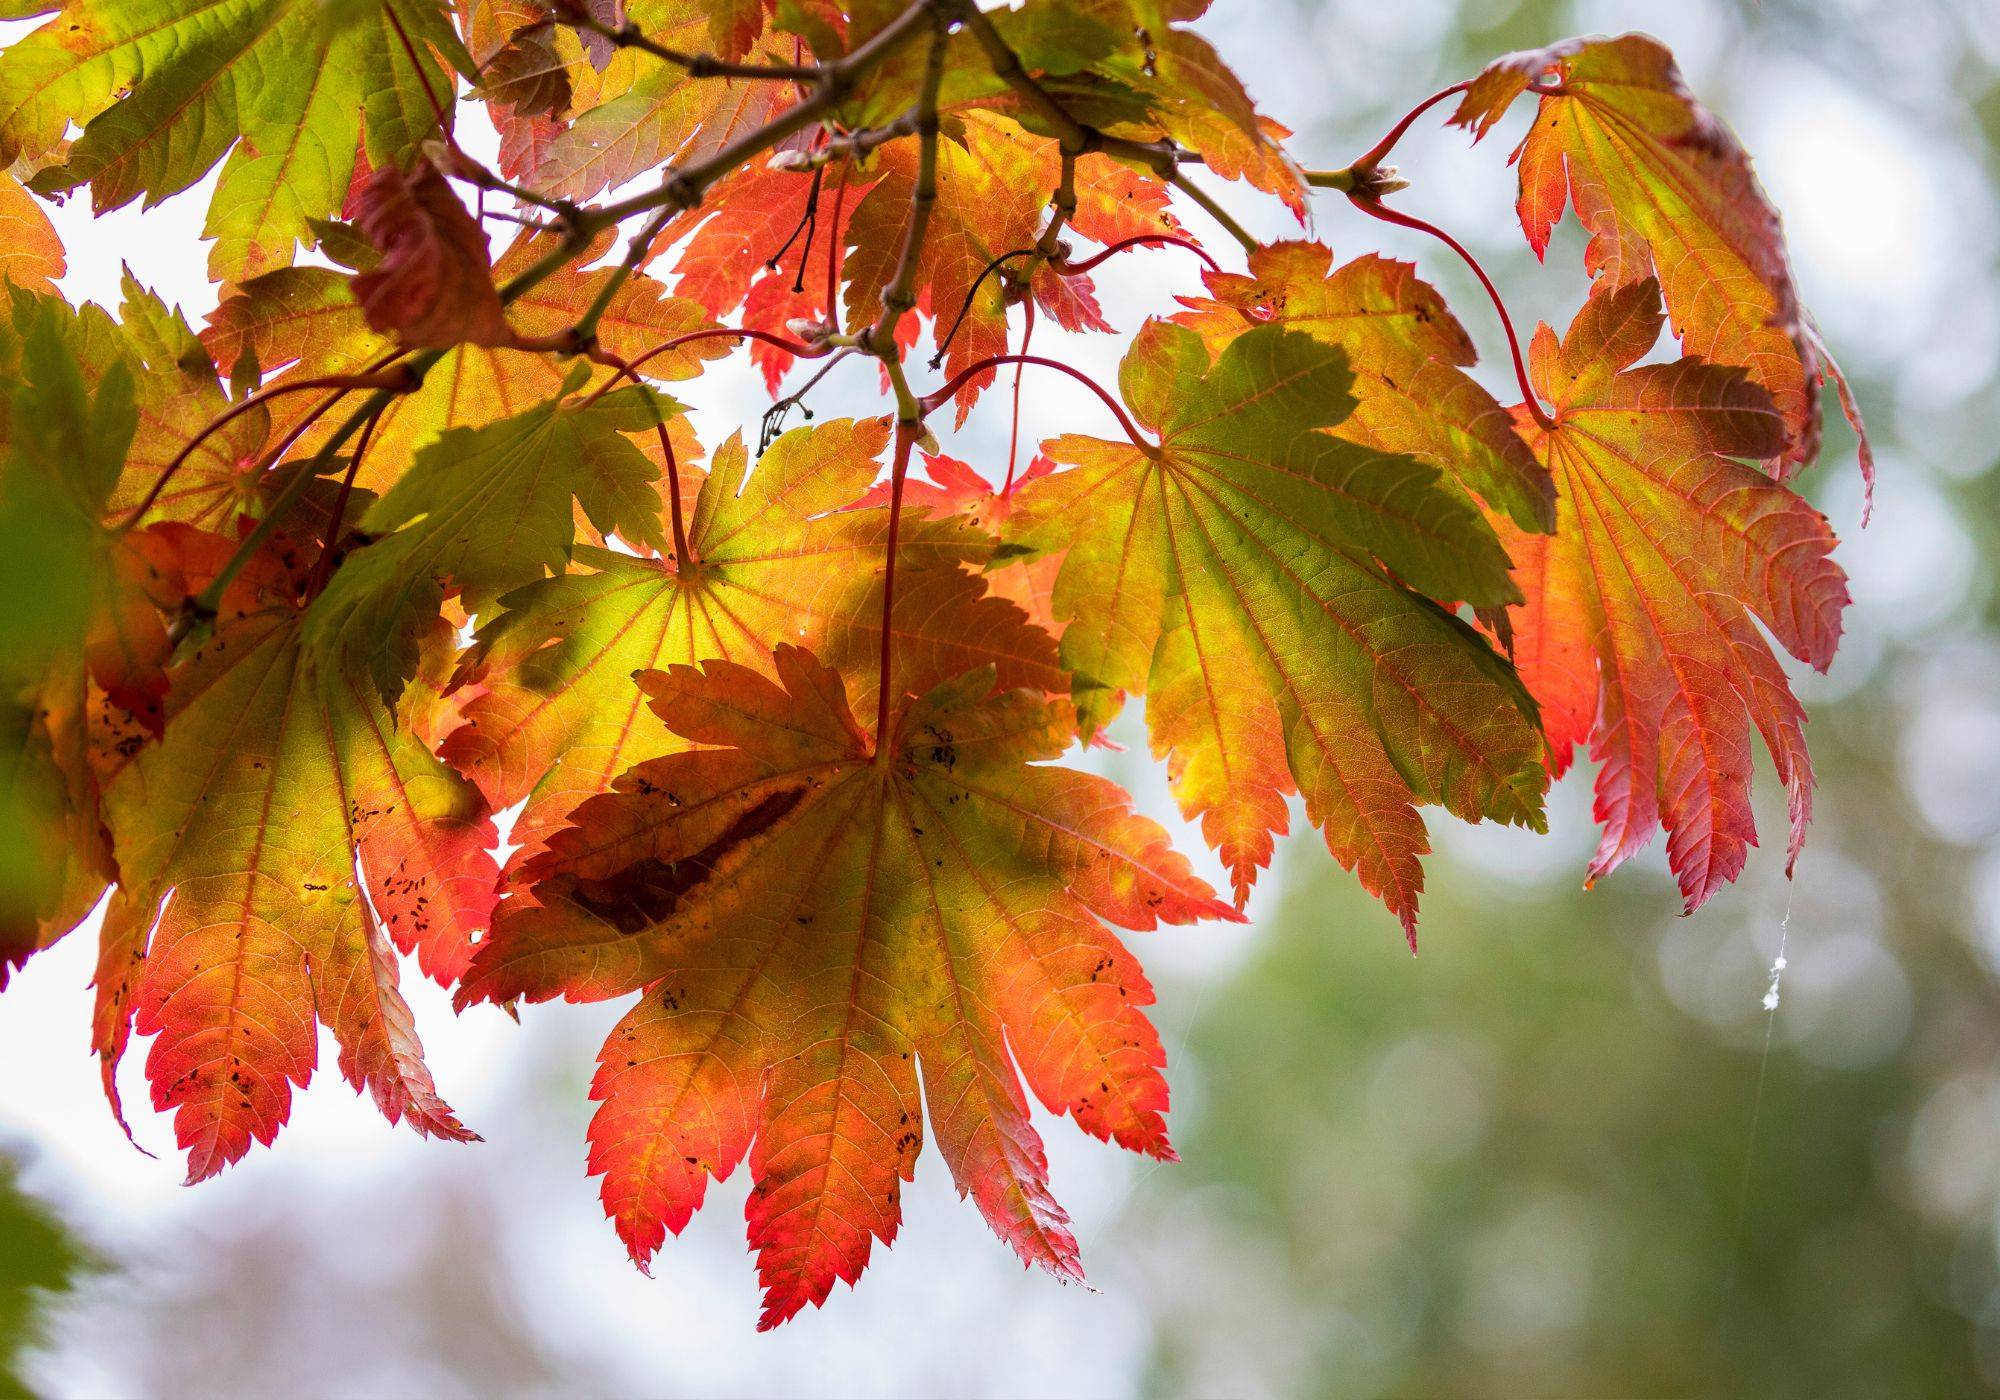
[564,786,805,933]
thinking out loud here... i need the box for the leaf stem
[931,232,1222,371]
[1166,169,1257,254]
[929,247,1031,369]
[1350,80,1471,174]
[305,406,384,600]
[117,371,412,532]
[874,419,918,756]
[581,327,826,408]
[1003,300,1035,492]
[921,353,1153,452]
[1056,233,1221,277]
[589,347,694,568]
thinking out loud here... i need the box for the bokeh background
[1,0,1992,1394]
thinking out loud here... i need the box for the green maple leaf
[1008,320,1547,931]
[442,417,1065,878]
[0,292,138,984]
[0,0,471,281]
[308,370,676,701]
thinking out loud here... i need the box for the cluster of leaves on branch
[0,0,1868,1327]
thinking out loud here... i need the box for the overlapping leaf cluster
[0,1,1865,1326]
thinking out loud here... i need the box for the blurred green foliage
[0,1160,89,1400]
[1137,866,1983,1396]
[1124,0,2000,1394]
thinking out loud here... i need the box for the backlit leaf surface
[1493,278,1847,911]
[460,645,1233,1326]
[1008,320,1545,927]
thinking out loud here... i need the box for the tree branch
[555,6,823,81]
[867,8,950,358]
[952,1,1254,252]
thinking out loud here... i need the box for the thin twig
[1167,168,1256,254]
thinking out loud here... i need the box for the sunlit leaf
[459,644,1233,1326]
[1491,277,1847,911]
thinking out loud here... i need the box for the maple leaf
[661,127,1166,398]
[1452,33,1872,498]
[101,537,497,1181]
[467,0,575,122]
[458,644,1234,1327]
[1171,240,1554,533]
[526,5,792,200]
[442,417,1064,874]
[307,369,675,699]
[704,0,777,60]
[659,155,881,390]
[29,275,271,533]
[0,293,143,985]
[206,233,725,485]
[861,450,1062,635]
[0,172,62,295]
[842,111,1126,421]
[0,0,471,281]
[989,0,1303,216]
[1007,319,1546,927]
[0,298,263,1040]
[351,158,515,349]
[0,0,1872,1319]
[1492,277,1848,912]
